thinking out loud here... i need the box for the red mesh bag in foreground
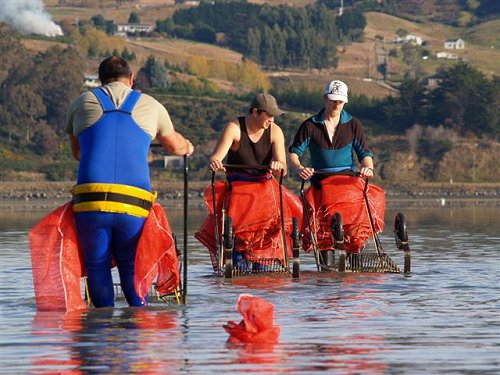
[302,175,385,253]
[224,294,280,344]
[30,202,179,311]
[195,178,302,272]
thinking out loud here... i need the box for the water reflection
[286,273,389,374]
[228,275,294,290]
[225,342,285,369]
[386,206,500,236]
[31,310,84,374]
[283,337,388,374]
[31,308,181,374]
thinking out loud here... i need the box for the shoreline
[2,197,499,213]
[1,180,499,212]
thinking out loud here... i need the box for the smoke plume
[0,0,63,37]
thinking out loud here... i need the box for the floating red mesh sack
[195,178,302,272]
[29,202,86,312]
[30,202,179,311]
[134,203,180,302]
[224,294,280,344]
[302,176,385,253]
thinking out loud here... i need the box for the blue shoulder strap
[91,88,141,114]
[119,91,141,114]
[92,88,116,112]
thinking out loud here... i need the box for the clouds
[0,0,63,37]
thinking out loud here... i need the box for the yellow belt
[71,183,157,218]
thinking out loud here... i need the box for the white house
[444,38,465,50]
[83,74,100,88]
[115,23,154,37]
[436,51,458,60]
[175,0,200,5]
[395,34,423,46]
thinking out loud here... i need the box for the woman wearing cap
[288,80,384,262]
[195,93,303,274]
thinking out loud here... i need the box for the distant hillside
[12,5,500,111]
[464,18,500,47]
[37,5,500,98]
[315,0,499,25]
[361,12,500,78]
[369,0,468,23]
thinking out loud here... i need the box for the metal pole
[472,153,476,183]
[300,179,321,271]
[182,155,188,304]
[278,170,289,270]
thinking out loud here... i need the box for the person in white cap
[288,80,378,262]
[289,80,374,185]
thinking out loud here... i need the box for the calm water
[1,203,499,374]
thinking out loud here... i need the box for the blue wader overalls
[73,88,153,307]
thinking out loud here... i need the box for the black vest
[227,116,272,170]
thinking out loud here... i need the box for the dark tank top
[226,117,272,177]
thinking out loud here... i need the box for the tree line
[156,2,365,70]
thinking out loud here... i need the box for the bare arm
[289,152,314,180]
[157,131,194,156]
[208,121,239,171]
[359,156,374,179]
[270,123,287,176]
[68,134,80,161]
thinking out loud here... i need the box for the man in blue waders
[66,56,194,307]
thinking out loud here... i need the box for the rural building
[83,74,100,88]
[444,38,465,49]
[436,51,458,60]
[175,0,200,5]
[395,34,423,46]
[115,23,154,36]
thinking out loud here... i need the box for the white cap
[325,80,348,103]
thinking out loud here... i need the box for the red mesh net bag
[224,294,280,344]
[302,175,385,253]
[134,203,180,302]
[195,178,302,272]
[29,202,87,312]
[194,180,227,270]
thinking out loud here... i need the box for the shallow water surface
[0,205,499,374]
